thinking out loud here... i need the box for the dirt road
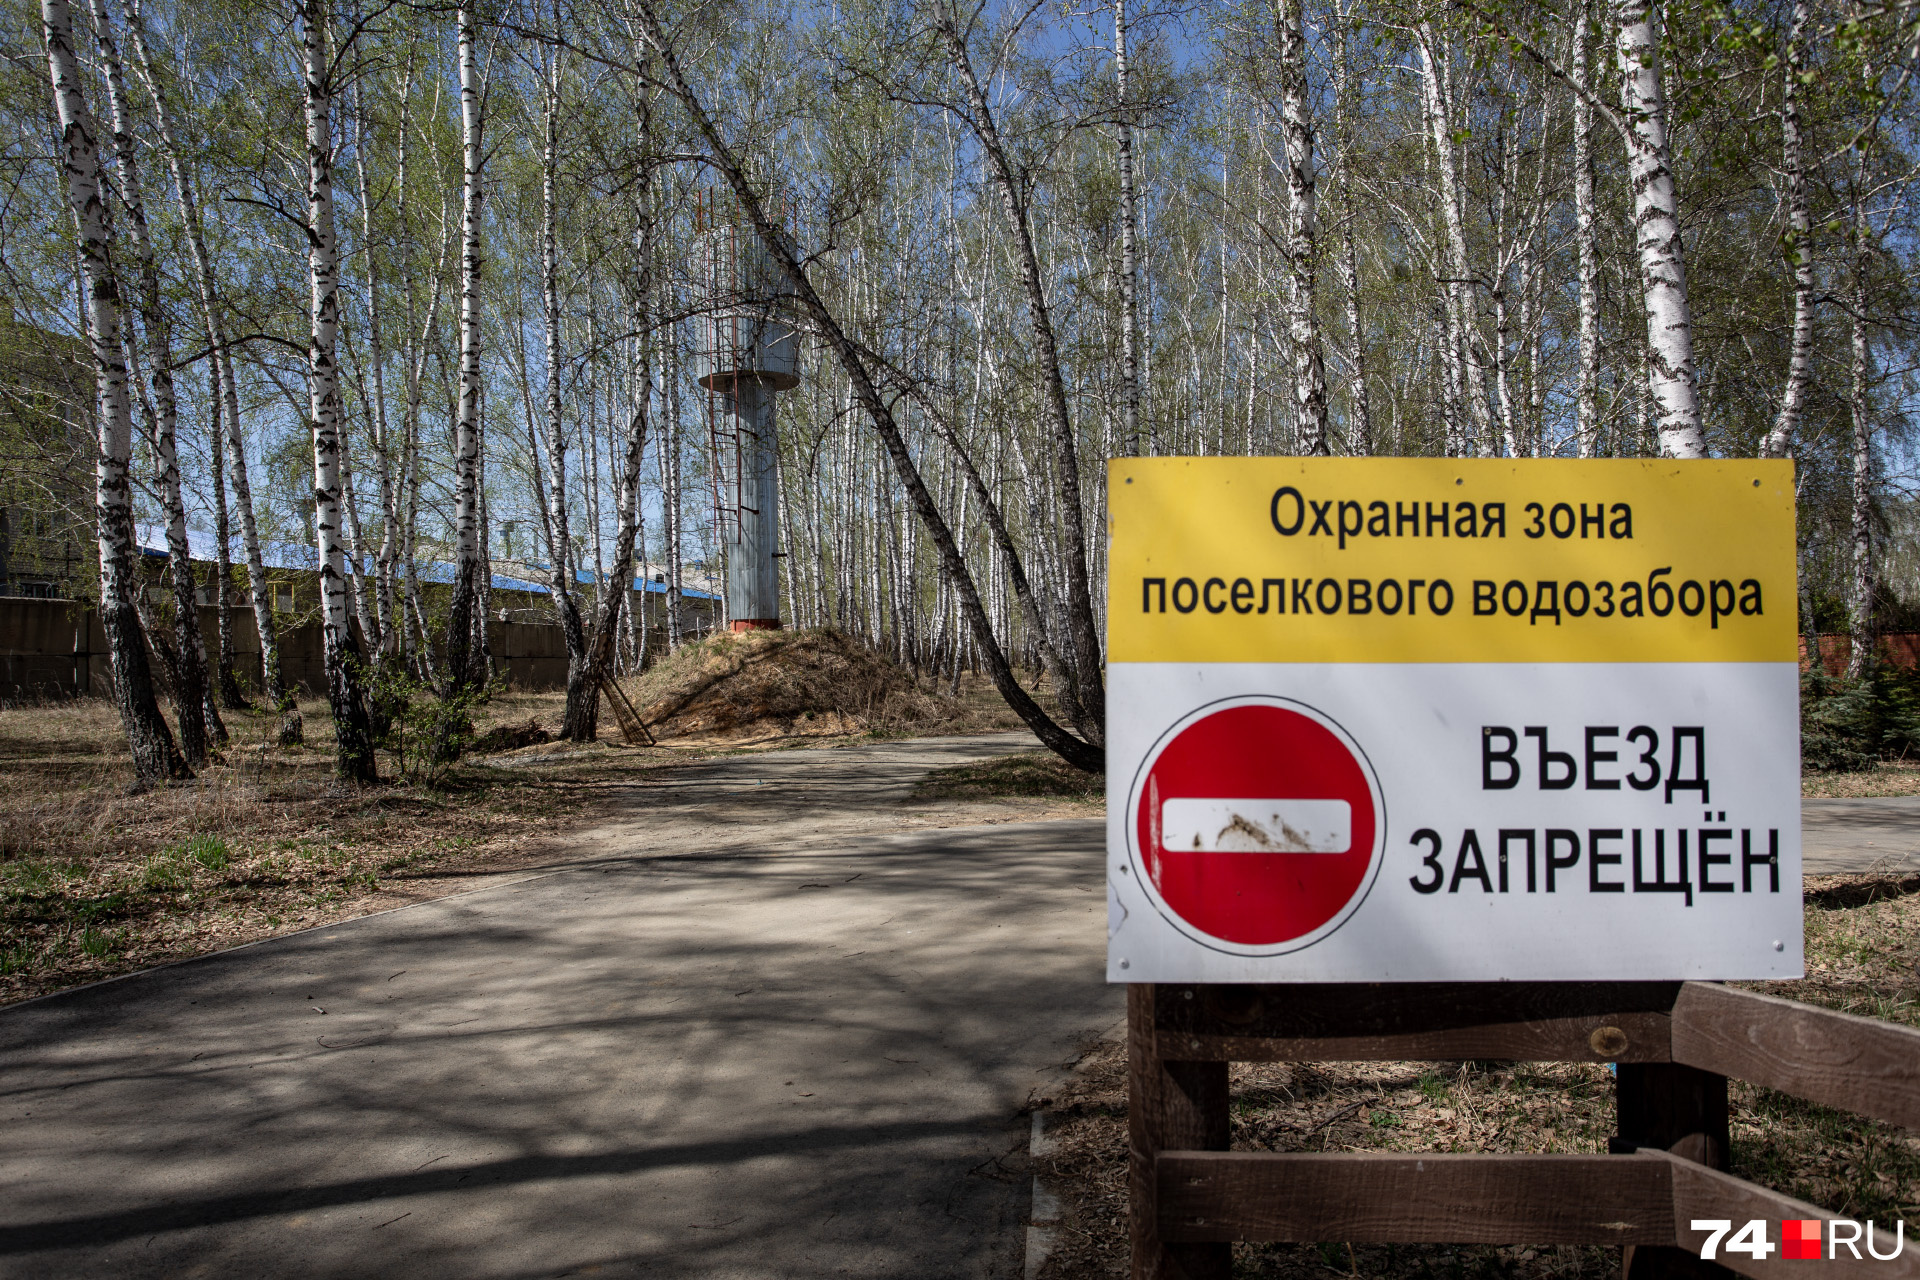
[0,734,1116,1279]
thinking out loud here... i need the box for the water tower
[695,199,799,631]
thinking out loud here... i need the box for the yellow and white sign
[1105,458,1803,983]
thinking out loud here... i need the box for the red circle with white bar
[1127,697,1384,952]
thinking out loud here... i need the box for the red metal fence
[1799,634,1920,676]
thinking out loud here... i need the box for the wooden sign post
[1123,979,1920,1279]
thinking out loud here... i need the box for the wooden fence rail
[1129,981,1920,1279]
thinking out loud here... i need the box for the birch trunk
[578,257,654,738]
[1616,0,1704,457]
[124,8,291,728]
[302,0,376,781]
[1765,0,1814,460]
[538,52,593,740]
[442,0,486,702]
[1420,26,1493,454]
[394,56,446,686]
[44,0,186,786]
[1334,0,1372,454]
[1573,0,1601,456]
[1114,0,1141,457]
[664,320,683,649]
[1845,87,1877,680]
[1278,0,1329,455]
[342,442,380,657]
[1847,266,1872,678]
[937,17,1104,745]
[352,79,399,658]
[206,376,244,707]
[92,0,219,760]
[632,0,1100,770]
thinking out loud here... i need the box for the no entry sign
[1105,458,1803,983]
[1131,698,1382,952]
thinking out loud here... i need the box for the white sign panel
[1105,459,1802,983]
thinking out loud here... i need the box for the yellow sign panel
[1107,458,1797,664]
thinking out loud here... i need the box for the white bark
[124,7,287,711]
[1573,0,1601,456]
[445,0,486,691]
[1278,0,1329,455]
[352,79,398,655]
[1846,66,1878,679]
[302,0,374,778]
[1420,25,1493,455]
[1766,0,1814,459]
[92,0,219,760]
[205,370,242,706]
[938,16,1103,744]
[1334,0,1371,454]
[1848,260,1872,678]
[43,0,184,783]
[393,52,445,684]
[1616,0,1704,457]
[1114,0,1141,457]
[539,49,596,741]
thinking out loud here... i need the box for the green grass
[185,834,231,871]
[1732,1086,1920,1223]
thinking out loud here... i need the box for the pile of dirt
[623,629,963,742]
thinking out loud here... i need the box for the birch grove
[0,0,1914,777]
[40,0,186,786]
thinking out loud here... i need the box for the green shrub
[367,665,491,785]
[1801,662,1920,773]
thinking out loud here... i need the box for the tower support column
[720,375,780,629]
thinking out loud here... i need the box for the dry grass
[0,649,1065,1007]
[623,628,1026,743]
[913,750,1102,802]
[0,690,675,1006]
[1803,759,1920,797]
[1031,876,1920,1280]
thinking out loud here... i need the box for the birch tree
[1114,0,1141,457]
[1332,0,1371,454]
[302,0,377,780]
[442,0,487,705]
[1764,0,1815,460]
[1276,0,1328,454]
[43,0,187,786]
[1419,24,1492,456]
[933,10,1105,744]
[352,77,400,664]
[1571,0,1600,456]
[124,5,295,735]
[91,0,221,762]
[1615,0,1702,457]
[535,37,594,740]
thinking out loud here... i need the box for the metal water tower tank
[695,203,800,631]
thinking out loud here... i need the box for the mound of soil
[623,629,962,742]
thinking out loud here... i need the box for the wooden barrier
[1129,981,1920,1279]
